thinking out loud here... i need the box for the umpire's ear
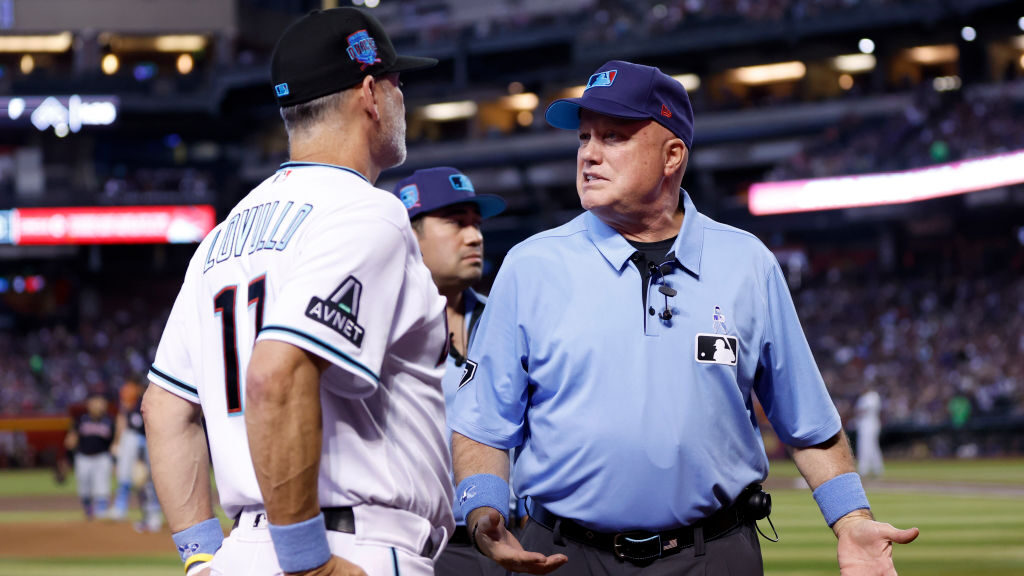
[663,138,688,179]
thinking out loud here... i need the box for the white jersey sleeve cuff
[148,366,200,403]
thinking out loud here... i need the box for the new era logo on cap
[661,104,672,118]
[586,70,617,90]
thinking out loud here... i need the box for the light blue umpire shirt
[448,190,842,533]
[441,287,519,526]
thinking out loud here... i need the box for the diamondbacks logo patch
[695,334,738,365]
[306,276,365,347]
[586,70,617,90]
[346,30,381,70]
[458,359,477,389]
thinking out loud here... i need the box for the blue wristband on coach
[456,474,511,523]
[813,472,871,526]
[172,518,224,563]
[268,513,332,574]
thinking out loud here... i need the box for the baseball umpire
[143,8,453,576]
[392,167,510,576]
[449,60,919,575]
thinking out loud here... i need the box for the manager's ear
[356,75,381,122]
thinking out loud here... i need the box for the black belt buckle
[612,531,662,562]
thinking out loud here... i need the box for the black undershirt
[627,236,677,310]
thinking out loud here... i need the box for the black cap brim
[389,55,438,74]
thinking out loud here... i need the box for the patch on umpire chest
[306,276,365,347]
[458,359,478,389]
[695,333,738,365]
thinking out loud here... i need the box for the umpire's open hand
[471,508,568,575]
[286,556,367,576]
[834,511,919,575]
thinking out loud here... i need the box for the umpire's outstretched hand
[471,508,568,575]
[286,556,367,576]
[834,511,919,575]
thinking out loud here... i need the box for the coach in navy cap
[394,167,508,576]
[448,60,919,575]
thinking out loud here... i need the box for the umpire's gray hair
[279,91,348,136]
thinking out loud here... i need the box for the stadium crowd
[766,87,1024,181]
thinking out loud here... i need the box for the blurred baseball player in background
[143,7,453,576]
[65,391,114,520]
[449,60,919,575]
[108,376,164,532]
[392,167,509,576]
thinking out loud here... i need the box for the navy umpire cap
[546,60,694,149]
[393,167,506,220]
[271,7,437,107]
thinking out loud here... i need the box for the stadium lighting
[0,32,73,53]
[672,73,701,92]
[7,98,24,120]
[177,54,194,75]
[749,149,1024,215]
[858,38,875,54]
[833,54,876,73]
[1014,35,1024,50]
[501,92,539,111]
[19,54,34,75]
[365,0,380,7]
[101,54,119,75]
[731,61,806,85]
[421,101,477,121]
[906,45,958,65]
[1020,54,1024,70]
[517,110,534,127]
[1019,16,1024,32]
[508,81,525,94]
[564,86,587,98]
[961,26,977,42]
[933,76,962,92]
[154,35,206,53]
[838,74,854,90]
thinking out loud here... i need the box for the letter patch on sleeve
[306,276,365,347]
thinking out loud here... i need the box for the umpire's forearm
[245,340,325,526]
[452,432,510,484]
[141,384,213,532]
[790,431,857,490]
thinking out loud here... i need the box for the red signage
[11,205,215,245]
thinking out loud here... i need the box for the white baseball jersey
[148,162,454,536]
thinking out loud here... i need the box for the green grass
[2,460,1023,575]
[0,557,179,576]
[0,469,77,497]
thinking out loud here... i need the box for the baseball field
[0,458,1021,575]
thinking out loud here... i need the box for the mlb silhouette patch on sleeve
[694,334,738,365]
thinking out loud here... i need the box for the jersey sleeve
[754,258,842,447]
[149,264,201,403]
[257,209,407,396]
[447,255,530,450]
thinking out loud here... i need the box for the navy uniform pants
[514,519,763,575]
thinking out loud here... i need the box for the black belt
[527,502,743,563]
[449,525,473,546]
[232,507,437,558]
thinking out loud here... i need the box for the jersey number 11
[214,275,266,415]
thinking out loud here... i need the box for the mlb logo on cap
[392,167,506,221]
[586,70,617,90]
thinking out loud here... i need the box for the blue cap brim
[545,97,650,130]
[467,195,506,219]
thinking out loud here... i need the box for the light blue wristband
[268,513,332,574]
[456,474,511,524]
[813,472,871,526]
[172,517,224,562]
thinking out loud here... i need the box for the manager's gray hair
[279,91,348,136]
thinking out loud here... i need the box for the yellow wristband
[184,553,214,574]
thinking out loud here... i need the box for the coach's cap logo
[399,184,420,210]
[274,83,290,97]
[346,30,381,70]
[695,334,738,365]
[586,70,617,90]
[449,174,474,192]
